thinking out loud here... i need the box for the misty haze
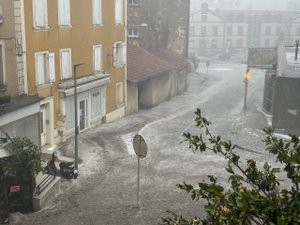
[0,0,300,224]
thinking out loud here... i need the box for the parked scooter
[44,152,78,179]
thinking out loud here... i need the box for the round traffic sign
[133,134,147,158]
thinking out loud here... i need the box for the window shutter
[61,50,71,79]
[122,43,127,65]
[94,46,102,72]
[36,53,45,85]
[115,0,122,24]
[48,53,55,82]
[113,43,117,67]
[59,0,70,26]
[93,0,100,25]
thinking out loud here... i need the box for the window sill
[93,24,103,28]
[36,83,53,89]
[59,25,72,29]
[33,26,50,32]
[128,36,139,38]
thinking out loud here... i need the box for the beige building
[0,0,41,148]
[21,0,127,148]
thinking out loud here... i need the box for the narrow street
[11,62,271,225]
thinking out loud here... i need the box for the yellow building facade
[22,0,127,148]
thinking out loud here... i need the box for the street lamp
[73,62,85,175]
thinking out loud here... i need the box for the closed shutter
[115,0,123,24]
[92,0,100,25]
[34,0,46,27]
[94,46,102,72]
[48,53,55,82]
[61,50,71,79]
[59,0,70,26]
[122,43,126,65]
[36,53,45,85]
[112,43,117,67]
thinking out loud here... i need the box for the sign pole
[137,155,140,207]
[133,134,148,208]
[244,79,248,110]
[243,67,251,110]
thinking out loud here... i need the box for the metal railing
[35,174,55,195]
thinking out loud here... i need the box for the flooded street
[11,63,270,225]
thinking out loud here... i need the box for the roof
[150,49,188,69]
[128,45,175,83]
[0,94,43,117]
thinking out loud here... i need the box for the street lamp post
[73,63,85,174]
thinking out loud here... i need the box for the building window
[297,27,300,36]
[211,39,217,48]
[201,13,207,22]
[212,26,218,36]
[264,39,270,47]
[128,27,139,38]
[237,39,243,48]
[199,40,206,49]
[265,26,271,35]
[93,45,102,73]
[33,0,48,28]
[60,49,72,80]
[189,39,194,48]
[92,0,102,25]
[115,0,123,24]
[238,26,243,35]
[128,0,138,6]
[113,42,126,67]
[0,0,3,23]
[0,41,5,87]
[227,26,232,35]
[201,26,207,36]
[116,82,123,106]
[189,26,195,36]
[58,0,70,27]
[35,52,55,85]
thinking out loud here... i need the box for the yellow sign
[245,72,251,80]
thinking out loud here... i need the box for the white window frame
[93,45,102,73]
[113,42,126,68]
[116,82,123,106]
[33,0,48,29]
[128,0,138,6]
[92,0,102,26]
[115,0,123,25]
[0,40,6,86]
[128,27,139,38]
[35,51,55,86]
[58,0,71,27]
[60,48,72,80]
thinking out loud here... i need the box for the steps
[33,173,61,210]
